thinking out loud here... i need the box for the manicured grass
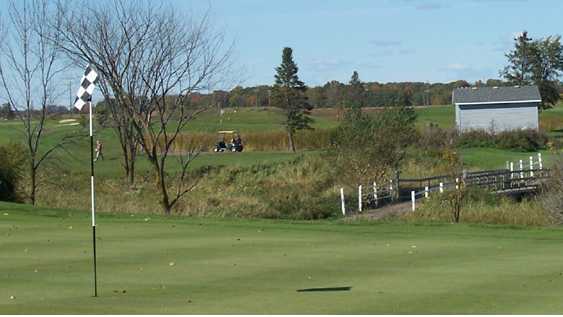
[460,147,558,170]
[414,105,454,128]
[90,151,301,178]
[2,201,563,314]
[185,107,338,133]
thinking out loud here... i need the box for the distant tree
[306,86,326,108]
[0,103,15,120]
[396,87,413,107]
[95,100,113,128]
[530,35,563,108]
[346,70,364,109]
[228,86,246,108]
[332,105,417,184]
[0,143,25,202]
[485,79,506,87]
[502,31,534,85]
[271,47,313,152]
[0,0,73,205]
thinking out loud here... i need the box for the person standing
[95,139,104,161]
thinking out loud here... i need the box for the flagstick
[89,101,98,297]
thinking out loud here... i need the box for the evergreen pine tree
[347,71,364,109]
[502,31,534,85]
[271,47,313,152]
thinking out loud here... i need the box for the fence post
[519,160,523,179]
[538,153,543,170]
[510,162,514,179]
[340,188,346,216]
[506,161,509,170]
[425,186,429,199]
[358,185,362,212]
[394,170,401,201]
[529,156,534,177]
[373,182,378,207]
[411,191,416,212]
[455,177,459,190]
[439,182,444,193]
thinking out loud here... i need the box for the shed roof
[452,85,541,104]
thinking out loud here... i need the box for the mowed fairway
[2,202,563,314]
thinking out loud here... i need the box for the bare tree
[0,0,70,204]
[55,0,232,214]
[52,0,159,186]
[131,6,232,214]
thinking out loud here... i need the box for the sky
[169,0,563,87]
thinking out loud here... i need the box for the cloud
[415,3,446,10]
[369,40,402,47]
[368,39,415,56]
[307,58,351,72]
[445,63,469,71]
[394,0,448,10]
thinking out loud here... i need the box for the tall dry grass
[540,116,563,132]
[36,154,342,219]
[404,194,553,226]
[148,129,334,153]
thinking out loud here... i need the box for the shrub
[541,154,563,222]
[457,130,495,148]
[495,129,548,151]
[457,129,548,151]
[331,106,417,184]
[0,143,26,202]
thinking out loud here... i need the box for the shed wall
[455,102,539,132]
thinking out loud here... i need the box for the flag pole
[89,100,98,297]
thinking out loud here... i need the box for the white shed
[452,86,541,132]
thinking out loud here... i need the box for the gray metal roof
[452,85,541,104]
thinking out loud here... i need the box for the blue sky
[171,0,563,87]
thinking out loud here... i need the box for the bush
[0,143,26,202]
[541,154,563,222]
[496,129,548,151]
[331,106,417,184]
[457,129,548,151]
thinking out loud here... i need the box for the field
[2,201,563,314]
[1,103,561,174]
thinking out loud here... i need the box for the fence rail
[339,153,552,216]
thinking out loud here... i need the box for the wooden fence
[339,153,553,216]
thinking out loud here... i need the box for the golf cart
[214,130,244,152]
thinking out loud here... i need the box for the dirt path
[346,202,412,221]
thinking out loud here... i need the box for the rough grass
[406,195,553,226]
[3,201,563,314]
[36,154,340,219]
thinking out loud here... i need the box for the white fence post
[411,191,416,212]
[510,162,514,179]
[373,182,378,206]
[529,156,534,177]
[340,188,346,216]
[358,185,362,212]
[538,153,543,170]
[519,160,524,179]
[425,186,429,199]
[439,182,444,193]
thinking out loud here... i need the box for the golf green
[1,201,563,314]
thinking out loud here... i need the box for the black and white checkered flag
[73,65,99,110]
